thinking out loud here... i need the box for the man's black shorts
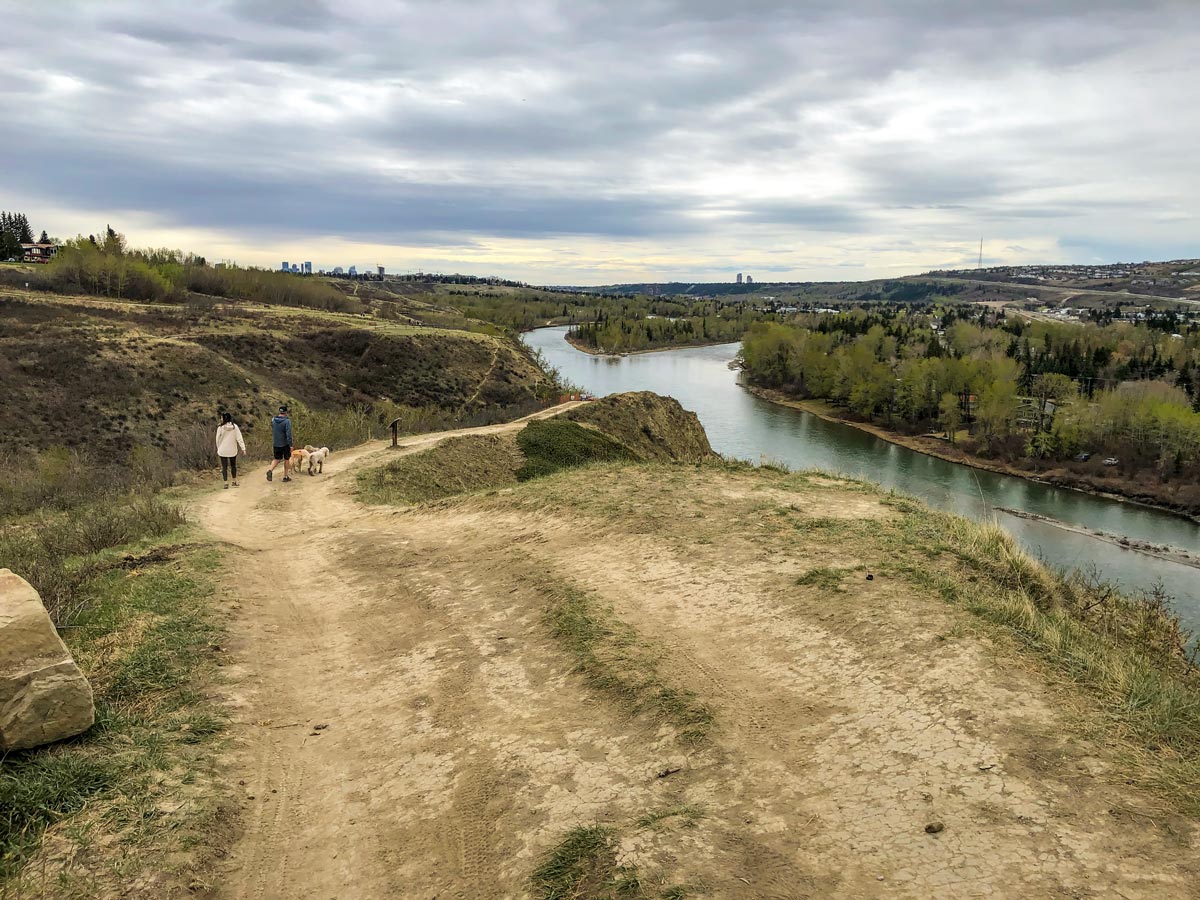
[273,445,292,461]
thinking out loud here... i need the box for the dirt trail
[198,417,1196,899]
[198,404,584,899]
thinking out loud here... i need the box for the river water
[523,326,1200,633]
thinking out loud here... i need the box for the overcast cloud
[2,0,1197,282]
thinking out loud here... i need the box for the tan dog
[307,446,329,475]
[289,448,310,471]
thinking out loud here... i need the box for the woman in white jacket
[215,412,247,488]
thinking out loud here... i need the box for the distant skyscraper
[746,275,753,284]
[303,261,312,274]
[348,265,357,276]
[281,261,289,271]
[736,273,743,284]
[290,264,300,273]
[377,265,385,276]
[333,266,343,274]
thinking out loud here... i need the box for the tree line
[567,300,779,352]
[0,227,356,311]
[739,305,1200,482]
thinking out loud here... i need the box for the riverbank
[564,331,735,357]
[745,385,1200,524]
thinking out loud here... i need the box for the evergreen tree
[0,211,23,259]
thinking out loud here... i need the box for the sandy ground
[197,414,1196,899]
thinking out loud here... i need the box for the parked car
[1103,457,1119,466]
[1074,452,1091,462]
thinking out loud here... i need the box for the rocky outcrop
[0,569,95,751]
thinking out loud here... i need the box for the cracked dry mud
[198,412,1196,899]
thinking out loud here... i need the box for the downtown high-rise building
[736,273,743,284]
[303,262,312,274]
[281,261,289,271]
[746,275,753,284]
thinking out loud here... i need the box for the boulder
[0,569,95,751]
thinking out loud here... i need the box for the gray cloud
[1,0,1197,277]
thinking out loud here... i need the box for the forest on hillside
[739,305,1200,485]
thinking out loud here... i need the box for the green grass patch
[357,433,524,504]
[516,418,635,481]
[531,826,625,900]
[533,575,714,746]
[0,536,227,890]
[795,566,863,593]
[635,805,705,831]
[530,823,696,900]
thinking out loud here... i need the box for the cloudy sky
[3,1,1198,284]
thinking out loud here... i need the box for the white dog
[306,446,330,475]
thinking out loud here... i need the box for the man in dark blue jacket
[266,405,294,482]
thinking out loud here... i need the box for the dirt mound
[360,393,712,504]
[564,391,712,461]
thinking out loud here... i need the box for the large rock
[0,569,95,751]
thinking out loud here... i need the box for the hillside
[0,289,554,457]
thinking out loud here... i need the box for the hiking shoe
[232,481,239,487]
[223,483,230,489]
[266,470,273,482]
[282,476,292,482]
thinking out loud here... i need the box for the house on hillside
[20,243,58,263]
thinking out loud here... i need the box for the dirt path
[197,419,1196,899]
[461,343,501,408]
[198,404,585,900]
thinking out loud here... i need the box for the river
[523,326,1200,634]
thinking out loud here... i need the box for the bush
[0,447,177,520]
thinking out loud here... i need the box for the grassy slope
[332,278,592,333]
[0,290,552,457]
